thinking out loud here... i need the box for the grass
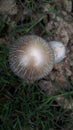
[0,0,73,130]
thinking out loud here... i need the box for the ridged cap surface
[9,35,54,81]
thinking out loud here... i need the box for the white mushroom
[9,35,54,82]
[48,41,66,63]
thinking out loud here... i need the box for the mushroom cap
[9,35,54,82]
[48,41,66,63]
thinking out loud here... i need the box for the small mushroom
[48,41,66,63]
[9,35,54,82]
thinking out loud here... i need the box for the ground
[0,0,73,130]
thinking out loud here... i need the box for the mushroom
[9,35,54,82]
[9,35,66,82]
[48,41,66,63]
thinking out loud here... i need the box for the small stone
[45,22,53,31]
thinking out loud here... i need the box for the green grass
[0,0,73,130]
